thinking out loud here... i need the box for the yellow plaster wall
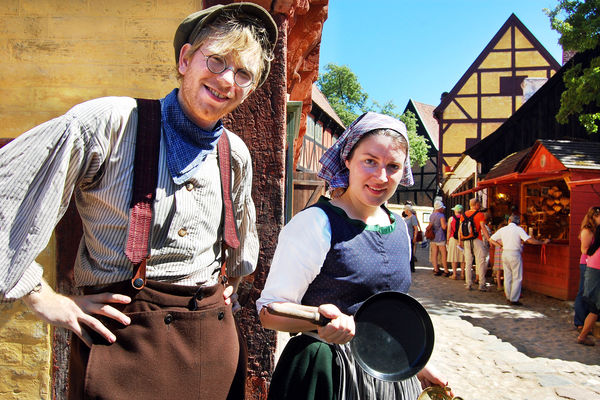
[0,1,202,398]
[495,30,511,49]
[454,97,478,118]
[479,51,511,69]
[0,235,56,400]
[514,28,534,48]
[516,50,551,68]
[443,101,468,120]
[440,20,560,193]
[520,69,551,78]
[480,70,512,93]
[443,123,476,153]
[444,156,460,170]
[481,96,513,119]
[0,0,195,138]
[458,74,478,95]
[482,122,502,137]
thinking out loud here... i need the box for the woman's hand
[417,364,453,396]
[317,304,355,344]
[23,279,131,348]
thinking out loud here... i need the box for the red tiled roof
[312,85,345,129]
[411,100,439,149]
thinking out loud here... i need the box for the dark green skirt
[267,334,422,400]
[268,334,338,400]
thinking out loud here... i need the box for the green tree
[317,63,430,166]
[546,0,600,133]
[317,63,368,126]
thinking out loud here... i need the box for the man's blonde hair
[177,13,274,87]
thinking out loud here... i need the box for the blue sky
[318,0,564,113]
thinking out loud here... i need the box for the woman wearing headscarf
[257,112,448,399]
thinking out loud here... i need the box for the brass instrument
[418,386,464,400]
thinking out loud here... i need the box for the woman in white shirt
[257,112,448,400]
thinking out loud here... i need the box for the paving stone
[408,246,600,399]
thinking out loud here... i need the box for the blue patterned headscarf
[318,112,414,189]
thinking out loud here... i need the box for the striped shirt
[0,96,259,301]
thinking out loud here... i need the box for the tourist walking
[489,214,549,306]
[429,200,450,277]
[447,204,465,280]
[459,198,491,291]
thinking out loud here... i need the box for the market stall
[453,140,600,300]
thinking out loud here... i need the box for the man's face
[177,39,259,130]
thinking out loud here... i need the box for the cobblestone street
[408,244,600,400]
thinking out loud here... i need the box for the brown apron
[68,280,247,400]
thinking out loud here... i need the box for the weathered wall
[279,0,329,169]
[0,235,55,400]
[0,0,190,138]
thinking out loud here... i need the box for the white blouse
[256,207,332,311]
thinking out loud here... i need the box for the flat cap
[174,2,278,87]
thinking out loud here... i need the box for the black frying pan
[265,291,434,381]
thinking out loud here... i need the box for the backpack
[460,210,480,240]
[451,216,459,240]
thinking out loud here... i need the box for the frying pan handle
[265,303,331,326]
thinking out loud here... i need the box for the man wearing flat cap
[0,3,277,399]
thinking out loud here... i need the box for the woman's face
[344,134,407,209]
[593,212,600,226]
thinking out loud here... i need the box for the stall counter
[522,241,573,300]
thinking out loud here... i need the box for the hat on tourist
[451,204,463,212]
[404,203,415,213]
[173,2,278,86]
[434,200,445,209]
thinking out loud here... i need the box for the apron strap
[128,99,240,290]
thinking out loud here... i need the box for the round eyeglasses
[199,50,254,88]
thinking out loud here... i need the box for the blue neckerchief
[160,88,223,185]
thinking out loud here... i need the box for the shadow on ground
[408,244,600,366]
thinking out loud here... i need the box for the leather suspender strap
[127,99,161,289]
[217,131,241,284]
[127,98,240,290]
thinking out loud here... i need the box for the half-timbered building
[391,99,439,206]
[434,13,561,180]
[287,84,345,219]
